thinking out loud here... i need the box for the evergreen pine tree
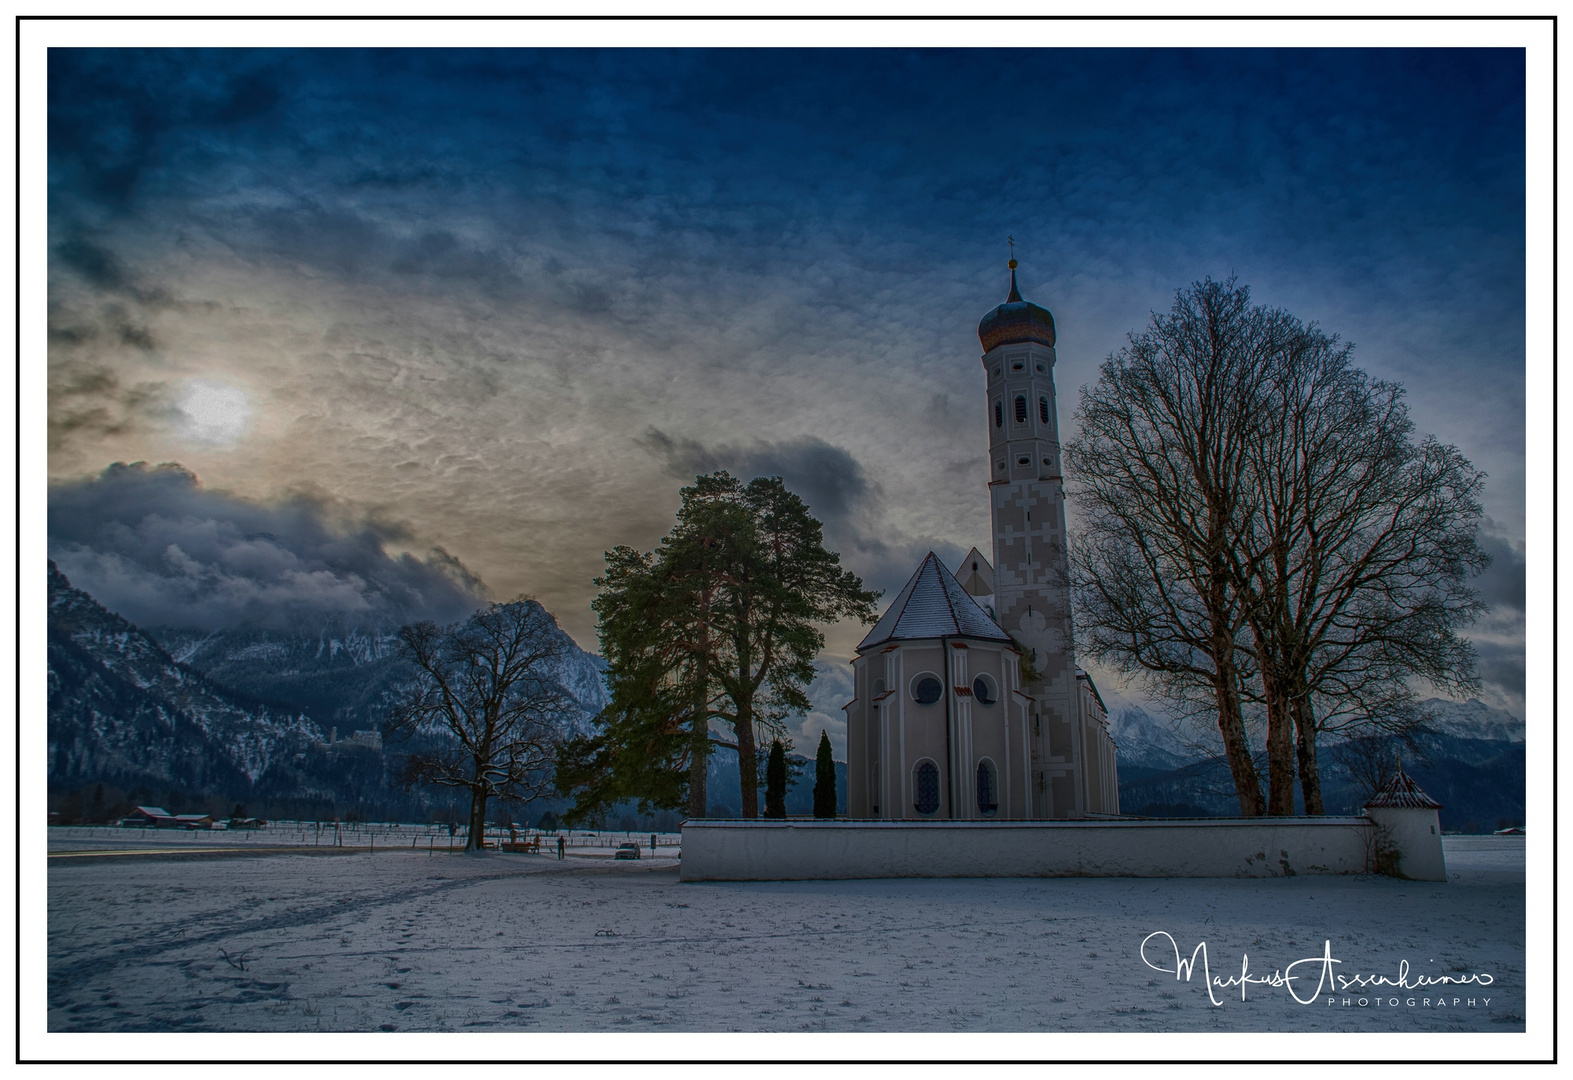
[813,730,836,818]
[764,738,787,818]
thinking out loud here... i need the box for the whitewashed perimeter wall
[678,818,1383,881]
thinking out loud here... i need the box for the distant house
[175,814,215,830]
[121,806,176,827]
[319,726,384,753]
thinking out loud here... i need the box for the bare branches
[1067,276,1487,817]
[385,599,577,850]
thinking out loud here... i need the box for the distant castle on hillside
[319,727,383,753]
[843,260,1120,820]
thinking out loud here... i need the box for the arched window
[1039,396,1050,424]
[914,760,940,815]
[994,401,1003,428]
[911,673,943,705]
[972,674,997,706]
[1014,396,1027,423]
[976,759,999,817]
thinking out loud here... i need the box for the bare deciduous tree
[386,600,577,851]
[1233,334,1487,813]
[1067,278,1270,815]
[1070,277,1487,816]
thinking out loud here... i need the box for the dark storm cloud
[1472,639,1526,701]
[640,427,878,536]
[1474,532,1526,614]
[48,462,487,631]
[636,427,964,607]
[48,50,288,207]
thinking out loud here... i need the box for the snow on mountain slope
[1417,697,1525,742]
[149,607,610,740]
[48,561,325,787]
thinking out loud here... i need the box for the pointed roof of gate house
[1364,761,1444,810]
[857,552,1012,652]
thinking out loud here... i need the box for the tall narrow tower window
[994,401,1003,428]
[1039,396,1050,424]
[1014,396,1027,423]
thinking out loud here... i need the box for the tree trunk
[1208,570,1264,816]
[1211,662,1264,816]
[1257,654,1298,816]
[687,601,711,820]
[466,785,488,851]
[735,696,758,819]
[1292,692,1324,815]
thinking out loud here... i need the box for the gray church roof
[857,551,1013,652]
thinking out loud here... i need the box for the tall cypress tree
[813,730,837,818]
[764,739,787,818]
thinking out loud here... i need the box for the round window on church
[914,760,940,815]
[911,674,943,706]
[972,674,997,706]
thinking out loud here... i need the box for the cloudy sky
[44,45,1528,747]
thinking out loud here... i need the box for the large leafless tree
[1069,277,1487,816]
[1231,334,1487,813]
[1066,278,1271,815]
[386,600,578,850]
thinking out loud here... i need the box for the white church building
[683,265,1446,881]
[844,262,1121,821]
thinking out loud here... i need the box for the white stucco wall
[1364,806,1447,881]
[679,817,1384,881]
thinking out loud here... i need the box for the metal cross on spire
[1007,235,1017,269]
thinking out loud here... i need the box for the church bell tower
[977,257,1083,818]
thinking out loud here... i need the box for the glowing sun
[176,380,252,445]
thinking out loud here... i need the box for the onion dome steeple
[977,255,1056,352]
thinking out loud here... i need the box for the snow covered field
[46,835,1524,1034]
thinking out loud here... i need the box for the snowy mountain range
[1106,690,1526,830]
[49,561,325,797]
[47,562,610,817]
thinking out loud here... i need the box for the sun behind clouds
[176,379,252,446]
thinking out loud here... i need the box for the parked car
[614,842,641,860]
